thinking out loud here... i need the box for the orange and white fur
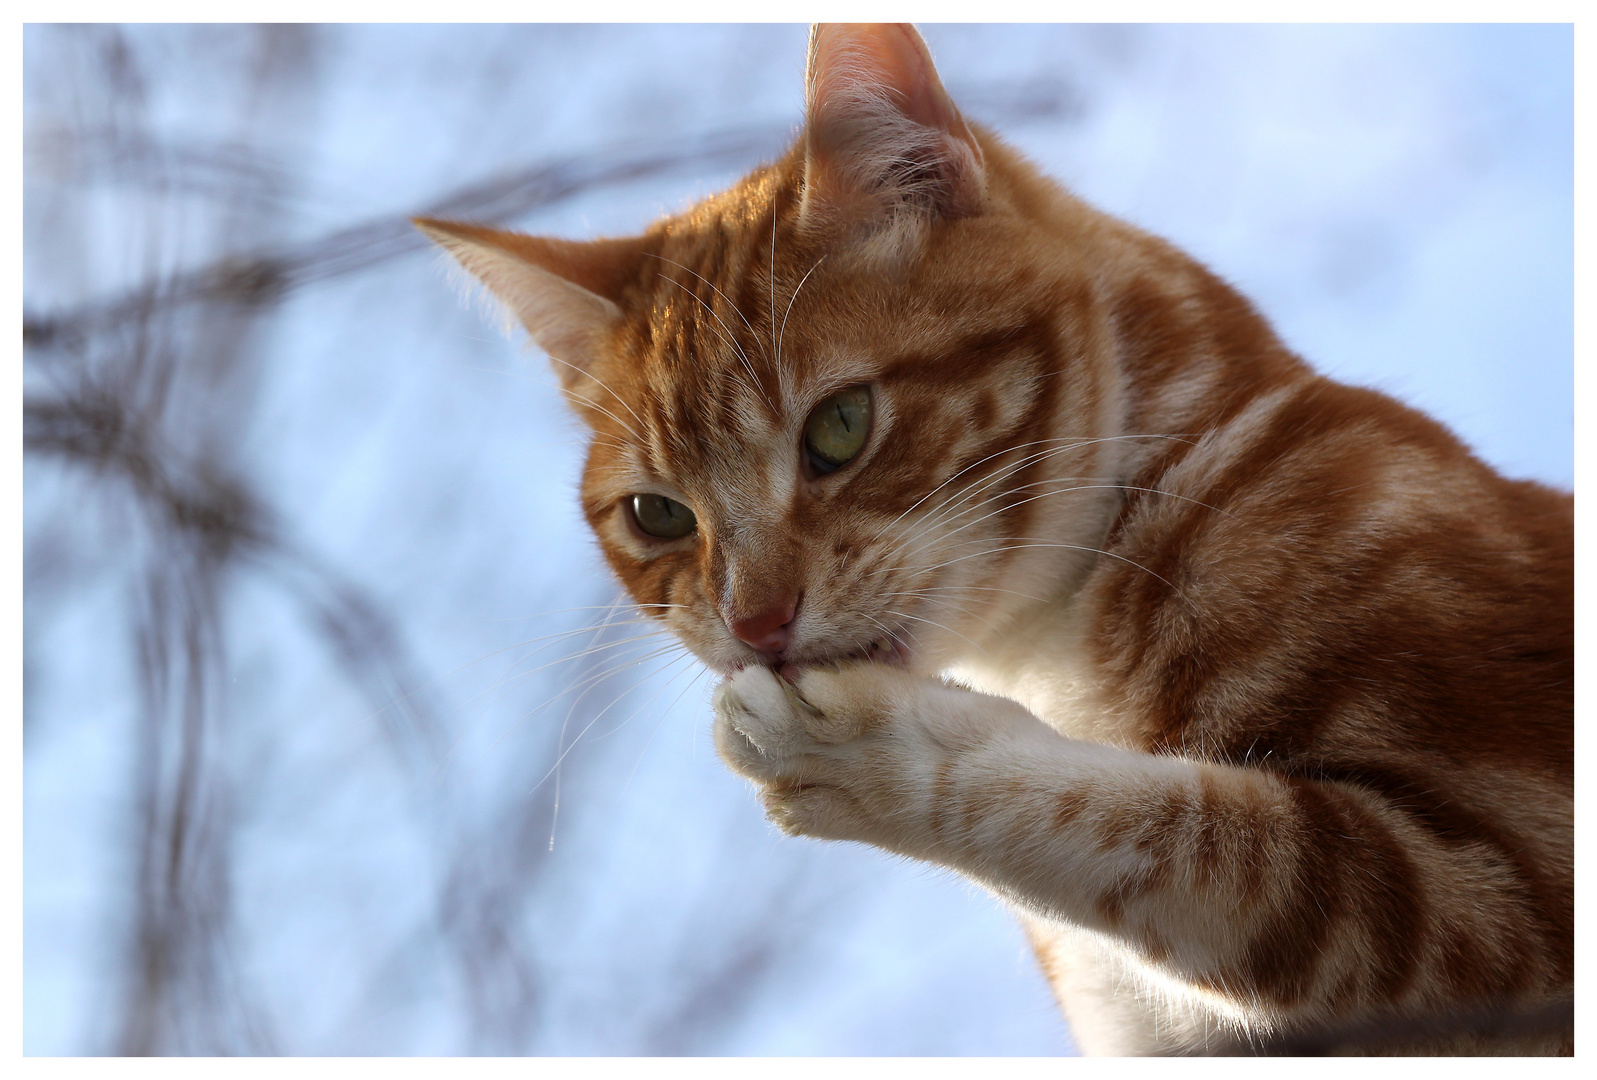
[418,25,1572,1055]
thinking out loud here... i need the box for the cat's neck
[971,129,1311,516]
[950,582,1133,746]
[1095,237,1310,493]
[941,139,1314,732]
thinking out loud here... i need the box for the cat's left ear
[413,217,644,398]
[799,23,986,251]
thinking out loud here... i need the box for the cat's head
[419,24,1125,677]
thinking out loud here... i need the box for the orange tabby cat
[417,24,1572,1055]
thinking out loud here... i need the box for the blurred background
[23,24,1571,1056]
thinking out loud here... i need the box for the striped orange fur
[418,24,1572,1055]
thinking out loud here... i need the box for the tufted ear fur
[413,217,644,397]
[797,23,986,256]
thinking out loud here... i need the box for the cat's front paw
[713,665,868,786]
[712,662,956,847]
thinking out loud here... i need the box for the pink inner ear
[807,23,965,137]
[800,23,986,234]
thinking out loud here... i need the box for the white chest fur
[949,588,1134,749]
[946,590,1235,1053]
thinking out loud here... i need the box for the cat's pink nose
[728,599,797,657]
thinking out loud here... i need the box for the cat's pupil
[804,385,873,476]
[631,493,696,539]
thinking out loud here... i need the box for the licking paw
[711,661,1027,849]
[713,662,905,843]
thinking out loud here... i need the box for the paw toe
[764,784,862,841]
[713,708,774,779]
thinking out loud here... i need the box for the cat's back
[1090,367,1572,771]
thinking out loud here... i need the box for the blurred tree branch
[23,77,1079,356]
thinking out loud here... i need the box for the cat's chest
[949,591,1135,748]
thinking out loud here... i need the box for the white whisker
[769,189,779,364]
[903,541,1181,596]
[652,266,770,410]
[882,607,986,653]
[867,433,1197,551]
[545,354,649,436]
[530,639,695,811]
[777,254,826,372]
[619,660,716,793]
[888,479,1204,571]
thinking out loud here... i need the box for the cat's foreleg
[713,663,1556,1034]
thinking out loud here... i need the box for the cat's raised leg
[713,663,1569,1046]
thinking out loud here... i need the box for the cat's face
[420,25,1126,677]
[574,192,1121,677]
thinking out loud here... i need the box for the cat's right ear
[413,218,642,397]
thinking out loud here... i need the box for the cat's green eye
[804,385,873,476]
[630,493,697,540]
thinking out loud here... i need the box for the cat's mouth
[846,635,910,668]
[776,634,909,682]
